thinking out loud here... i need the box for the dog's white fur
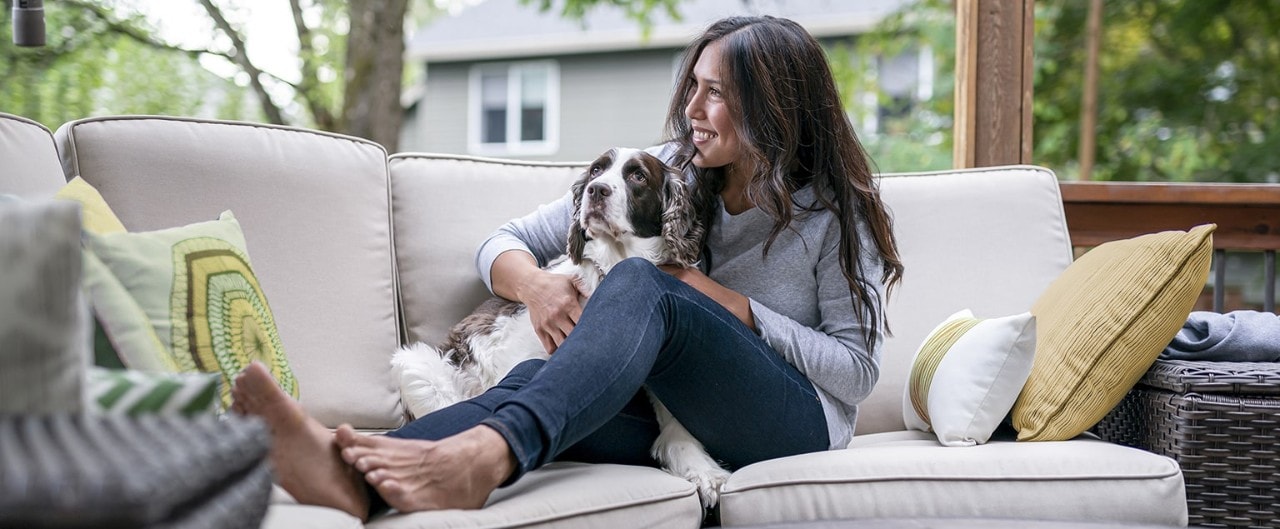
[392,148,730,508]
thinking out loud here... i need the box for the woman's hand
[515,270,584,354]
[659,265,756,331]
[491,250,584,354]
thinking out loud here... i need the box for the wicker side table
[0,413,271,529]
[1095,359,1280,529]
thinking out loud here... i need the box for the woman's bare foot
[334,424,516,512]
[232,362,370,520]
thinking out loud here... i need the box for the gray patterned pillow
[0,199,90,414]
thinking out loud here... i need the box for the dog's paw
[680,462,731,509]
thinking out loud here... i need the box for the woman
[232,15,903,520]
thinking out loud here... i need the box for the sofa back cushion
[388,154,585,346]
[0,113,66,198]
[388,158,1073,436]
[55,116,403,428]
[865,166,1072,434]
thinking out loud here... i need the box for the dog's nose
[587,182,612,198]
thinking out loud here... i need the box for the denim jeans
[386,258,829,483]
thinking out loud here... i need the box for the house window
[469,61,558,156]
[858,46,934,136]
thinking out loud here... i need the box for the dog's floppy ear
[567,170,590,264]
[661,168,704,267]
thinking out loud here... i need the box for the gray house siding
[410,62,472,155]
[556,49,679,160]
[403,49,680,162]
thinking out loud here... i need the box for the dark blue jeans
[386,258,829,483]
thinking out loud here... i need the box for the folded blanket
[1161,310,1280,362]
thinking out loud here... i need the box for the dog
[391,147,731,508]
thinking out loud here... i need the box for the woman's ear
[661,169,704,267]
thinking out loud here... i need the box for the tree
[2,0,683,153]
[1034,0,1280,183]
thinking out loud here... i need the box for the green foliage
[0,0,256,130]
[827,0,955,173]
[1035,0,1280,182]
[523,0,683,32]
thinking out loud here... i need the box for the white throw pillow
[903,309,1036,446]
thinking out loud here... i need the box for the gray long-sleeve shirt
[475,145,885,449]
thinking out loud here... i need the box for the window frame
[467,60,560,156]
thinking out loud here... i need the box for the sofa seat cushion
[366,462,701,529]
[718,430,1186,527]
[261,504,363,529]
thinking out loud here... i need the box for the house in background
[400,0,920,161]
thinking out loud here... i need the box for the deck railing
[1059,181,1280,313]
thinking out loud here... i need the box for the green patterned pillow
[83,211,299,407]
[88,367,221,416]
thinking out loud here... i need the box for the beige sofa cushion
[719,431,1186,527]
[368,463,700,529]
[55,116,403,428]
[0,113,66,198]
[864,166,1073,434]
[261,504,362,529]
[388,154,584,346]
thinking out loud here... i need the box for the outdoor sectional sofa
[0,113,1190,528]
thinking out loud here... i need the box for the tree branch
[62,0,235,62]
[197,0,287,124]
[290,0,337,129]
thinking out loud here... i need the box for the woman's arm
[750,219,885,407]
[659,265,755,332]
[476,191,583,353]
[491,250,583,353]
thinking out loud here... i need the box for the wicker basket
[1095,359,1280,529]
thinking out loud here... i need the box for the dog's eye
[589,165,603,177]
[628,171,646,184]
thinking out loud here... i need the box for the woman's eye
[708,88,721,98]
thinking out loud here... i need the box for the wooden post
[953,0,1035,169]
[1079,0,1103,181]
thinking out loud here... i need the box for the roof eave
[408,14,882,63]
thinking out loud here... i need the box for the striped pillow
[904,309,1036,446]
[88,367,221,417]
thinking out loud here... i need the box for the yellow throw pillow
[1012,224,1215,441]
[55,177,165,369]
[83,211,300,407]
[54,176,127,234]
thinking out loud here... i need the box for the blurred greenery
[4,0,1276,181]
[844,0,1280,182]
[1,0,253,126]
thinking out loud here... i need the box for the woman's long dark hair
[664,16,905,345]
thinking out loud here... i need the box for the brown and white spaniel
[392,147,730,507]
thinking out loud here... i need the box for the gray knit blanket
[1161,310,1280,362]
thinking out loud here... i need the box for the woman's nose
[684,92,703,120]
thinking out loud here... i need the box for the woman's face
[684,40,742,171]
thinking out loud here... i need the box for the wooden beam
[953,0,1035,168]
[1060,181,1280,250]
[953,0,979,169]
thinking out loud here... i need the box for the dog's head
[568,148,702,268]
